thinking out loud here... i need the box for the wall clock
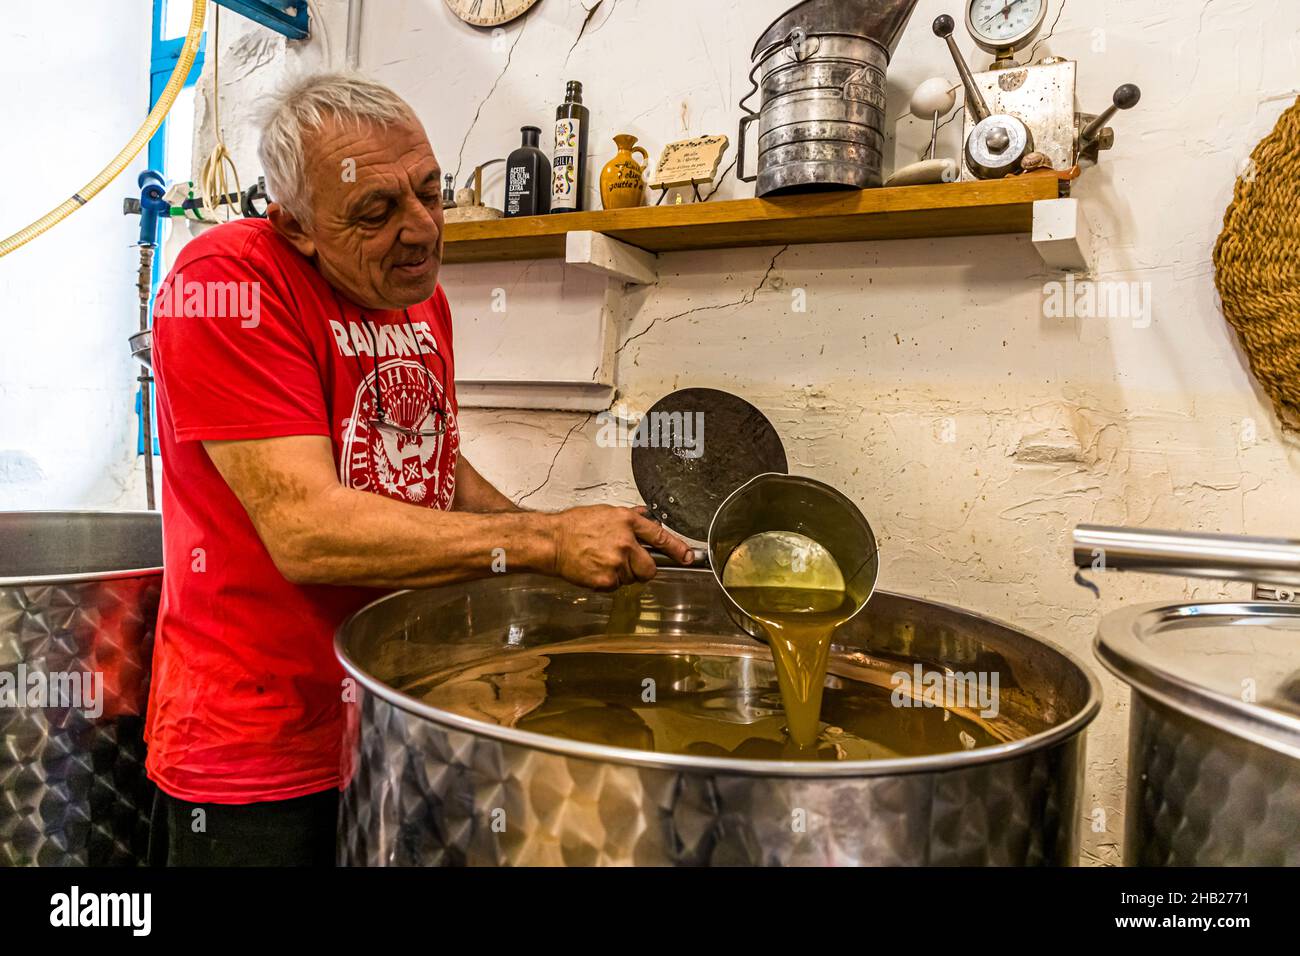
[445,0,542,28]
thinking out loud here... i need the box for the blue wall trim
[213,0,311,40]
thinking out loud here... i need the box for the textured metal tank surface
[1097,600,1300,865]
[337,570,1100,866]
[740,0,919,196]
[0,511,162,867]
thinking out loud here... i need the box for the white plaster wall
[0,0,156,510]
[191,0,1300,864]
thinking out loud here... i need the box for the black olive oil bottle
[505,126,550,217]
[550,81,590,214]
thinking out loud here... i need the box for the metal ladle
[631,390,879,640]
[707,473,880,642]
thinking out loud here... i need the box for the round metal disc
[632,388,788,542]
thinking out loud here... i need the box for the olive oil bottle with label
[550,81,590,214]
[505,126,549,217]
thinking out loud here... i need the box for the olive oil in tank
[419,642,1004,760]
[414,531,1011,760]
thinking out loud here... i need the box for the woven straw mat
[1214,96,1300,431]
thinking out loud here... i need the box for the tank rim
[1095,599,1300,761]
[336,573,1102,778]
[0,509,163,586]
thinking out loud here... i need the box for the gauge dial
[445,0,541,28]
[966,0,1048,54]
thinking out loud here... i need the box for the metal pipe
[1073,524,1300,588]
[346,0,364,69]
[136,248,157,512]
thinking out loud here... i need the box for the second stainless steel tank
[0,511,162,867]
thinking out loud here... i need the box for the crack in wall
[701,158,737,201]
[516,412,595,506]
[566,0,619,65]
[454,19,529,182]
[616,244,789,354]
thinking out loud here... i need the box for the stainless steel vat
[337,570,1100,866]
[739,0,920,196]
[0,511,162,866]
[1096,600,1300,865]
[1075,524,1300,864]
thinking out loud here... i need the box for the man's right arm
[203,434,694,591]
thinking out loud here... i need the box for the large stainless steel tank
[738,0,920,196]
[1096,600,1300,865]
[0,511,162,866]
[337,570,1100,866]
[1075,525,1300,864]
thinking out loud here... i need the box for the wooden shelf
[442,177,1063,265]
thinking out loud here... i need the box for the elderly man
[146,73,692,867]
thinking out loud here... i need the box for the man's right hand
[549,505,695,591]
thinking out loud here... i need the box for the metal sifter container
[336,570,1100,866]
[0,511,162,866]
[738,0,921,196]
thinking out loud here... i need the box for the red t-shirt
[147,218,460,804]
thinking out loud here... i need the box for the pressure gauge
[966,0,1048,58]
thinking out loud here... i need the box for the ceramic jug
[600,134,650,210]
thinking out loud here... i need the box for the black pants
[148,788,339,867]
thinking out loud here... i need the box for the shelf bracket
[455,379,615,412]
[566,231,658,285]
[1032,198,1093,274]
[213,1,310,40]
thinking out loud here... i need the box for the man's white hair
[257,72,415,225]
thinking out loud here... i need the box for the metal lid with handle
[1096,600,1300,760]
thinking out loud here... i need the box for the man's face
[273,113,444,310]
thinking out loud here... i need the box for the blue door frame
[138,2,309,454]
[147,0,207,277]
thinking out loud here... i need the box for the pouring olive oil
[721,531,855,749]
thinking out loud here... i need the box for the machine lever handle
[1080,84,1142,149]
[933,15,991,123]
